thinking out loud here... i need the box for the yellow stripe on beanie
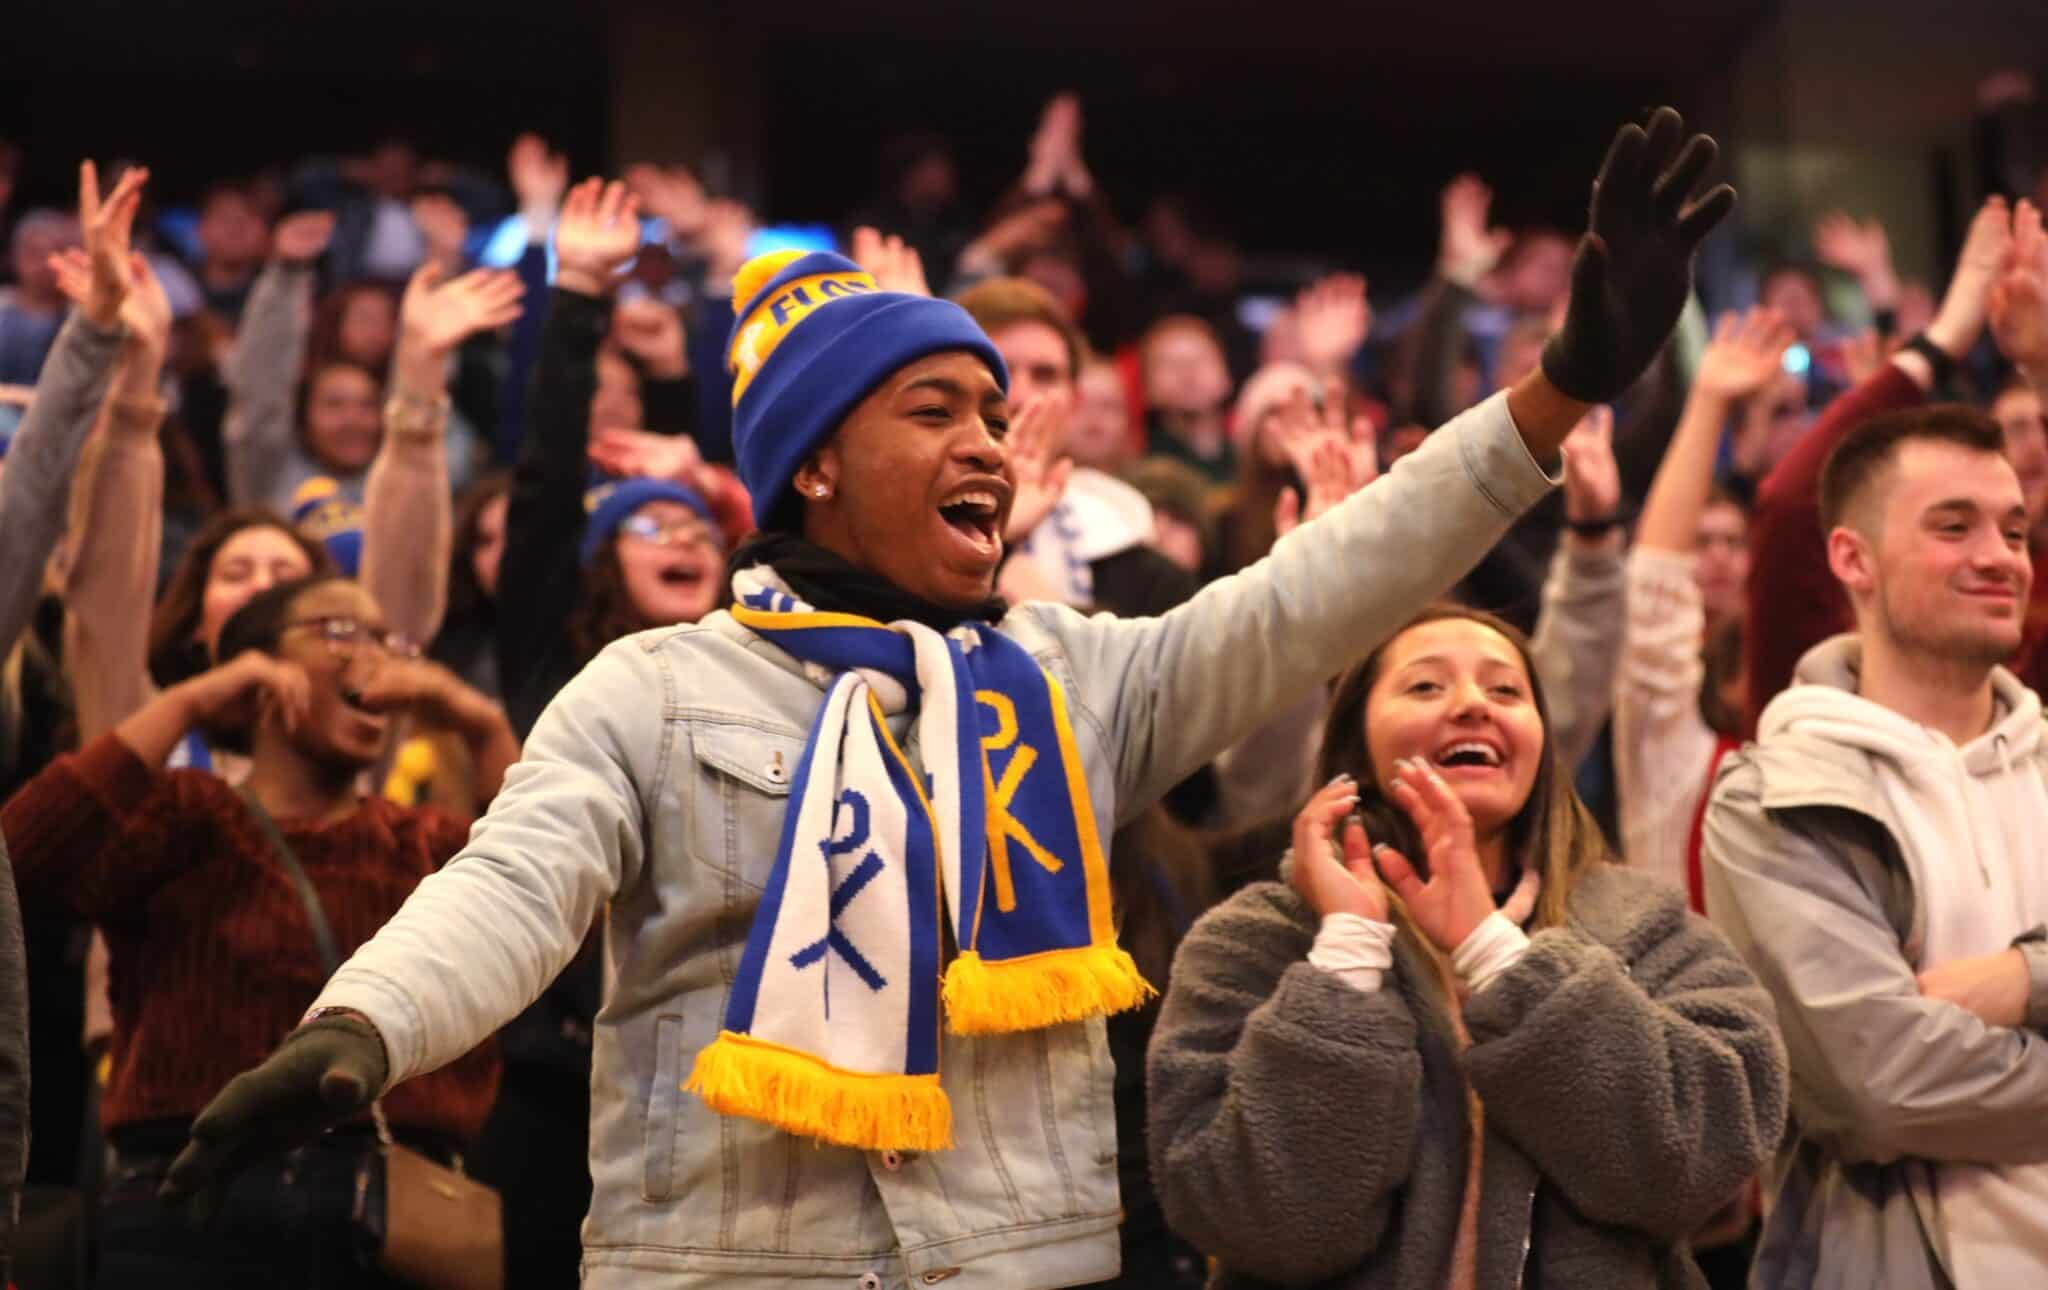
[728,256,881,404]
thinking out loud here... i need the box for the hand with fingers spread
[1694,306,1797,403]
[74,160,150,328]
[1003,391,1076,542]
[1813,211,1899,311]
[1438,174,1513,290]
[1295,274,1371,376]
[1275,428,1366,538]
[1991,198,2048,379]
[1926,195,2014,361]
[399,263,526,358]
[612,296,688,379]
[1372,759,1499,954]
[1288,775,1389,921]
[1540,107,1737,405]
[271,209,336,266]
[625,162,709,242]
[851,226,932,297]
[1560,404,1620,526]
[160,1011,387,1222]
[554,177,642,297]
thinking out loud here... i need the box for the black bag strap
[238,787,341,977]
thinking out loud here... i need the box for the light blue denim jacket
[312,392,1555,1289]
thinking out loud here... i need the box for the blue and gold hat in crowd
[580,476,719,566]
[725,250,1008,530]
[291,476,363,576]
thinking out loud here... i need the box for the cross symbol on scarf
[977,691,1066,913]
[789,790,889,1009]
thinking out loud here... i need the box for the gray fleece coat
[1147,863,1787,1289]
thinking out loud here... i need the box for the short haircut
[1817,404,2008,532]
[953,277,1086,380]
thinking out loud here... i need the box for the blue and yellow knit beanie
[291,477,363,576]
[725,250,1007,530]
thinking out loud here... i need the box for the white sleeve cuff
[1452,912,1532,995]
[1308,912,1398,994]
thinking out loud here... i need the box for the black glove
[1541,106,1737,404]
[159,1012,388,1222]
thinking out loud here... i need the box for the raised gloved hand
[160,1012,388,1222]
[1541,107,1736,405]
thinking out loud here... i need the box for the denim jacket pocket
[688,719,806,893]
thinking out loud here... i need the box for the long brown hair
[1313,603,1614,933]
[563,543,653,668]
[148,506,333,688]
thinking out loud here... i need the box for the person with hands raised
[2,573,508,1287]
[1618,306,1792,905]
[1149,604,1786,1290]
[156,108,1736,1290]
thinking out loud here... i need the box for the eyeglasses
[283,616,420,661]
[619,513,719,549]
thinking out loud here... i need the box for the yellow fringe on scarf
[685,1032,954,1152]
[941,944,1156,1036]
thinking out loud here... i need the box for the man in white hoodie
[1705,403,2048,1289]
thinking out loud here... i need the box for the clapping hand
[852,226,932,297]
[1991,198,2048,378]
[1288,775,1389,921]
[399,263,526,357]
[272,210,336,265]
[1814,211,1899,311]
[1371,759,1499,954]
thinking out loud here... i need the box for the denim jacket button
[880,1149,903,1171]
[858,1274,883,1290]
[765,751,788,784]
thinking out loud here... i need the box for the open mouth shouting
[1431,736,1506,778]
[935,477,1011,567]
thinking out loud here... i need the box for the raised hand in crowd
[1813,210,1900,313]
[1267,384,1377,537]
[1922,194,2012,365]
[553,177,641,297]
[959,199,1067,278]
[1287,774,1387,921]
[1696,305,1798,405]
[1369,758,1499,954]
[588,426,725,498]
[626,161,709,243]
[1023,92,1093,200]
[270,208,335,266]
[1001,390,1076,542]
[1559,404,1620,535]
[611,296,688,378]
[508,132,569,226]
[409,191,469,272]
[852,226,932,297]
[391,262,526,396]
[1295,273,1371,380]
[1536,108,1736,412]
[71,160,150,329]
[1991,197,2048,385]
[1437,172,1513,290]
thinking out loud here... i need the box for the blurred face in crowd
[1993,384,2048,527]
[11,215,79,302]
[1695,499,1750,623]
[199,190,269,273]
[1142,322,1231,416]
[1365,617,1546,843]
[303,363,382,474]
[365,141,421,200]
[270,580,405,771]
[338,289,398,369]
[1761,269,1825,341]
[1496,232,1574,314]
[471,491,509,599]
[799,351,1013,610]
[614,500,723,626]
[1070,360,1132,470]
[989,321,1074,411]
[591,348,645,433]
[202,525,316,654]
[898,151,957,212]
[1833,440,2032,669]
[1021,253,1087,325]
[1151,512,1205,575]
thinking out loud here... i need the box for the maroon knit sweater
[1,733,499,1142]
